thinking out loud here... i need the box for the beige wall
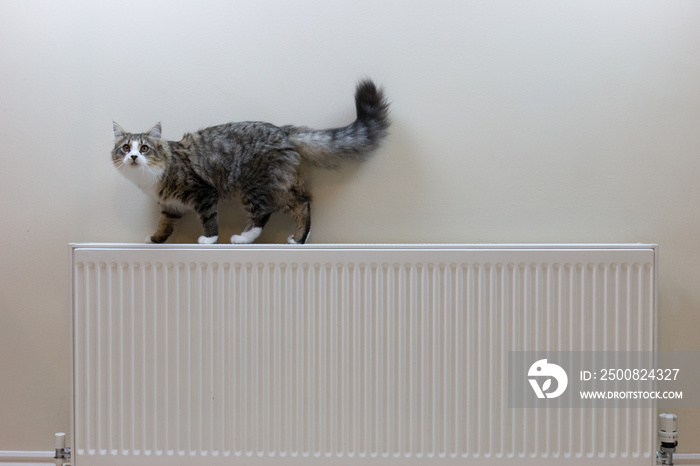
[1,0,699,452]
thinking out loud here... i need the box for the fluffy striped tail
[287,79,390,169]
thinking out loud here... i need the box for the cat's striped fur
[112,80,389,244]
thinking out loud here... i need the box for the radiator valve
[656,413,678,466]
[54,432,71,462]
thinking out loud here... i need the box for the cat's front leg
[195,200,219,244]
[147,210,183,243]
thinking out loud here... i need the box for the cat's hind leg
[286,186,311,244]
[230,212,271,244]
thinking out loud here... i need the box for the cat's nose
[130,155,138,162]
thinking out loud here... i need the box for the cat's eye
[140,145,149,154]
[121,144,130,152]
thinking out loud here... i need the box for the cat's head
[112,122,167,183]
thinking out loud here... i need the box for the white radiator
[70,244,657,465]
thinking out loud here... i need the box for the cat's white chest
[121,165,189,214]
[121,165,162,201]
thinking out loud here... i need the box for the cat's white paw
[197,235,218,244]
[287,230,309,245]
[230,227,262,244]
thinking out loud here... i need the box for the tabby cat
[112,80,389,244]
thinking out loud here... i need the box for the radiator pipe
[0,451,55,462]
[0,435,70,464]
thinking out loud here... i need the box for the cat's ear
[148,122,162,140]
[113,121,127,139]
